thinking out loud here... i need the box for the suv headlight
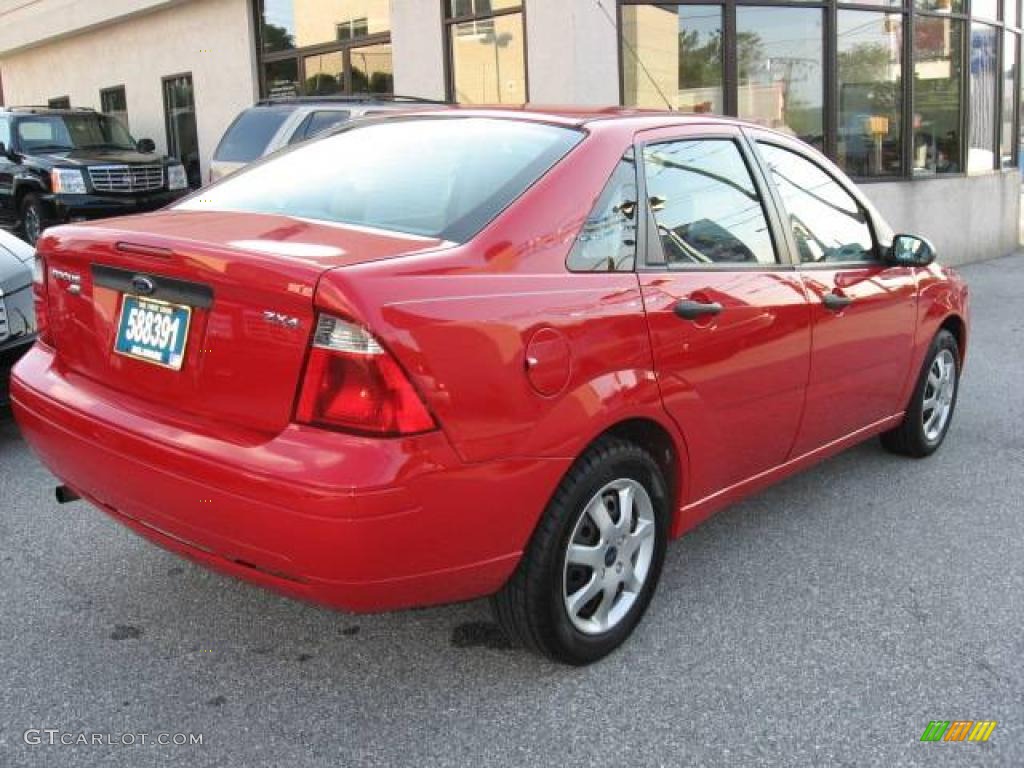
[167,163,188,191]
[50,168,87,194]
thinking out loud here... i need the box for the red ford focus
[11,109,968,664]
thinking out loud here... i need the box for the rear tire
[880,329,960,458]
[491,435,670,665]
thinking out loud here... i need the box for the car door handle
[673,299,723,320]
[822,293,854,311]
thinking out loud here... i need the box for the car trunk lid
[41,210,446,434]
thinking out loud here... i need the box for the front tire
[881,329,960,457]
[491,436,670,665]
[20,193,45,246]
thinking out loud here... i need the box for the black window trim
[633,125,798,273]
[746,129,886,269]
[565,148,640,273]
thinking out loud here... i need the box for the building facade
[0,0,1019,263]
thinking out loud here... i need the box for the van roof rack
[2,105,97,113]
[254,94,448,107]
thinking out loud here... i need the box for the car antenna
[592,0,674,112]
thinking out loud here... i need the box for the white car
[209,96,445,183]
[0,229,35,405]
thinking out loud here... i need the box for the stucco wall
[391,0,445,100]
[860,171,1021,266]
[0,0,257,182]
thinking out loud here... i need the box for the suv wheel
[491,436,670,665]
[20,193,45,246]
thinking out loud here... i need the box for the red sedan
[11,109,968,664]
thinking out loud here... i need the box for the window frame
[617,0,1023,182]
[99,85,128,127]
[441,0,529,103]
[746,128,885,267]
[633,123,795,272]
[252,0,393,98]
[565,149,641,273]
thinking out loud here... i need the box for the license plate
[114,295,191,370]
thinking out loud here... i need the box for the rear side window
[644,139,777,266]
[213,107,292,162]
[567,151,637,272]
[180,117,583,243]
[756,142,875,263]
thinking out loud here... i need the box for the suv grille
[88,165,165,193]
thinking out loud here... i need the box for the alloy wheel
[562,478,656,635]
[922,348,956,442]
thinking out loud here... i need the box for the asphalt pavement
[1,254,1022,768]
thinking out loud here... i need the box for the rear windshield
[213,107,292,163]
[181,117,583,242]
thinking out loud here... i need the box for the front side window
[567,152,638,272]
[757,142,875,264]
[446,2,526,104]
[643,139,777,267]
[178,118,582,243]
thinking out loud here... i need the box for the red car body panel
[10,109,969,612]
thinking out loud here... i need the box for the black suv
[0,107,191,244]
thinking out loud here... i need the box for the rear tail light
[32,254,51,345]
[295,314,436,436]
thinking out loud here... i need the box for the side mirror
[137,138,156,153]
[888,233,936,267]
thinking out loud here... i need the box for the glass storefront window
[260,1,390,53]
[836,11,904,178]
[449,11,526,103]
[969,23,998,171]
[351,43,394,95]
[622,5,724,113]
[913,17,964,174]
[1001,31,1018,165]
[972,0,999,21]
[304,51,346,96]
[736,7,824,150]
[263,59,300,98]
[448,0,521,16]
[915,0,965,12]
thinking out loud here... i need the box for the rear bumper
[10,344,569,611]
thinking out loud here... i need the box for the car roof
[1,106,98,116]
[378,104,743,128]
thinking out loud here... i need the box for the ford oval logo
[131,275,156,295]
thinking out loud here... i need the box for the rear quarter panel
[315,123,683,468]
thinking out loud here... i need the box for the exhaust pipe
[55,485,80,504]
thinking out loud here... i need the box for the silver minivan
[209,96,445,183]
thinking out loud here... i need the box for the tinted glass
[15,114,135,151]
[449,12,526,103]
[643,139,776,266]
[305,50,345,95]
[448,0,521,16]
[260,0,390,53]
[179,118,582,242]
[913,17,963,175]
[304,110,351,138]
[214,107,292,162]
[265,59,300,98]
[567,153,638,272]
[757,143,875,263]
[736,7,824,150]
[915,0,964,12]
[622,5,724,114]
[837,11,903,178]
[969,23,998,172]
[351,42,393,94]
[1001,31,1018,166]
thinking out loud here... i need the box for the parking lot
[0,253,1020,768]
